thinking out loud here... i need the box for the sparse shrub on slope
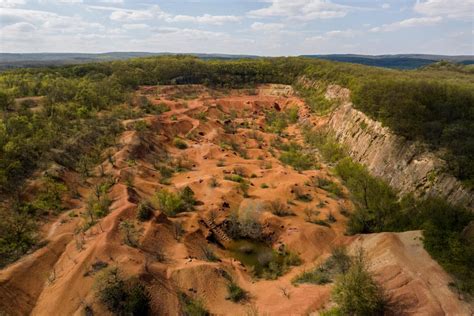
[136,201,154,221]
[95,267,150,316]
[278,142,317,171]
[178,292,209,316]
[332,250,386,316]
[154,186,196,217]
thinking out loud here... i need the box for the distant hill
[0,52,259,71]
[300,54,474,69]
[1,52,473,71]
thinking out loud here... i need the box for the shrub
[327,212,337,223]
[224,174,244,183]
[315,177,344,198]
[201,245,219,262]
[293,269,331,285]
[173,138,188,149]
[180,186,197,210]
[239,181,250,198]
[119,220,140,247]
[227,281,247,302]
[279,146,316,171]
[293,186,313,202]
[292,247,350,285]
[178,292,209,316]
[154,189,184,216]
[225,205,264,241]
[268,200,293,217]
[94,267,150,316]
[158,165,174,179]
[264,110,288,135]
[209,176,219,187]
[285,106,299,124]
[136,201,153,221]
[258,249,302,280]
[260,183,269,189]
[332,250,385,316]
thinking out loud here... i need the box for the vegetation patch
[94,267,150,316]
[178,292,209,316]
[154,186,196,217]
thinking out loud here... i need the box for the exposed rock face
[326,86,474,209]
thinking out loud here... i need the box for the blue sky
[0,0,472,55]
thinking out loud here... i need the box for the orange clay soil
[0,84,472,315]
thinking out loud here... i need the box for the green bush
[224,174,244,183]
[264,109,288,135]
[136,201,153,221]
[154,189,184,216]
[178,292,209,316]
[154,187,196,217]
[173,138,188,149]
[285,106,299,123]
[315,177,344,198]
[279,149,316,171]
[95,267,150,316]
[332,250,385,316]
[227,281,247,302]
[293,247,351,285]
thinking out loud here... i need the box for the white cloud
[167,14,240,25]
[88,5,239,25]
[109,7,156,22]
[0,0,25,8]
[250,22,284,32]
[414,0,474,19]
[325,29,356,38]
[38,0,83,3]
[153,27,226,40]
[370,16,442,32]
[381,3,390,9]
[122,23,148,30]
[248,0,351,20]
[98,0,123,3]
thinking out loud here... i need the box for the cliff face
[325,85,474,209]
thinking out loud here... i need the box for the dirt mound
[351,231,473,315]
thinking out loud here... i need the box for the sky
[0,0,473,55]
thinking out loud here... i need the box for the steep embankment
[324,85,474,209]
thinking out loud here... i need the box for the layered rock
[326,87,473,208]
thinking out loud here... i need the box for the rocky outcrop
[326,87,474,209]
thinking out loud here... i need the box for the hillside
[301,54,474,69]
[0,57,473,315]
